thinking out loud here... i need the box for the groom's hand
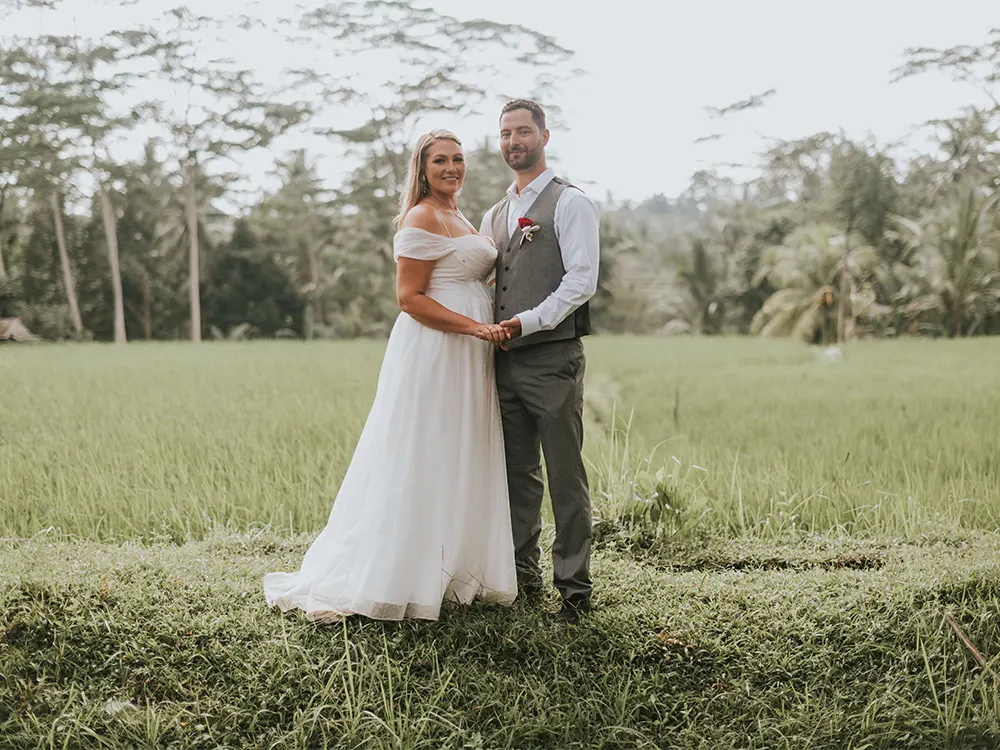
[498,317,522,350]
[499,317,522,337]
[499,317,522,338]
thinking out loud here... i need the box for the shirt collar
[506,167,555,201]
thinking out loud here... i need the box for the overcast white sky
[4,0,1000,203]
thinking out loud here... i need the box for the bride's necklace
[428,196,474,230]
[428,196,461,216]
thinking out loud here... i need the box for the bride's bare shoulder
[401,203,445,234]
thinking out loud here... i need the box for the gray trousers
[495,338,592,601]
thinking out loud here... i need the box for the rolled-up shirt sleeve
[514,190,600,338]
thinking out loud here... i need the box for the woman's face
[424,139,465,196]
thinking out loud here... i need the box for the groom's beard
[505,145,542,171]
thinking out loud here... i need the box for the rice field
[1,336,997,541]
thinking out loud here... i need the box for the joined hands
[473,317,522,349]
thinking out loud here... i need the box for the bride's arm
[397,258,493,339]
[397,206,507,343]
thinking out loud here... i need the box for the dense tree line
[2,3,997,342]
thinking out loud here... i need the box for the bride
[263,130,518,622]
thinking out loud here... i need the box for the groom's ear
[542,129,550,147]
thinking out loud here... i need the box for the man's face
[500,109,548,172]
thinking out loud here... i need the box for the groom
[479,99,600,624]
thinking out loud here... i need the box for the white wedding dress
[263,224,518,622]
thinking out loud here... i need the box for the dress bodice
[393,229,496,291]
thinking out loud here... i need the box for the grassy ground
[2,337,999,748]
[2,529,999,749]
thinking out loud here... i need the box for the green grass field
[2,337,999,541]
[2,337,999,748]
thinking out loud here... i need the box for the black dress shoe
[558,594,591,624]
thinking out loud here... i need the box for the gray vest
[491,177,592,349]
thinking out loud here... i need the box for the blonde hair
[393,129,462,228]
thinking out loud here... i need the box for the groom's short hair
[500,99,546,131]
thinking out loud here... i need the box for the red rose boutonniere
[517,216,540,247]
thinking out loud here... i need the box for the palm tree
[902,109,1000,215]
[930,109,1000,190]
[892,182,1000,336]
[664,237,728,335]
[147,158,228,340]
[751,225,873,343]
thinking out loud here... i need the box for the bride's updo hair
[394,129,462,229]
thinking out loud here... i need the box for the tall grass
[587,336,1000,540]
[1,336,998,541]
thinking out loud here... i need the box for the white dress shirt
[479,168,600,338]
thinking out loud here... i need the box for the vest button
[500,306,505,311]
[504,267,509,272]
[502,286,507,292]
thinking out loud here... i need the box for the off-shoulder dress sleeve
[392,228,456,262]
